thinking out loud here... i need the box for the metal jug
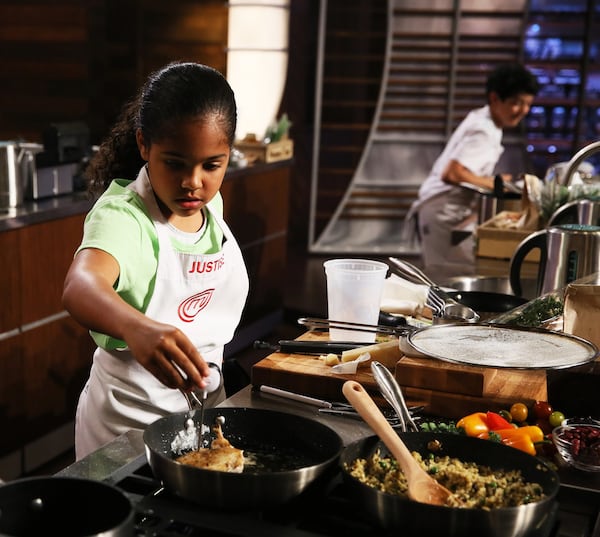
[548,199,600,227]
[0,141,43,211]
[510,224,600,296]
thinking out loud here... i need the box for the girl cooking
[62,62,249,459]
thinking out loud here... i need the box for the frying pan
[143,407,343,510]
[446,290,527,320]
[0,476,133,536]
[340,433,559,537]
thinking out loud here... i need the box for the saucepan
[0,476,133,536]
[143,407,343,510]
[340,433,559,537]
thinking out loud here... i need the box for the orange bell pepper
[456,412,489,438]
[489,425,544,456]
[494,425,545,444]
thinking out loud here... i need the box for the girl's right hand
[124,320,211,391]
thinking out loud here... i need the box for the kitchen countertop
[0,161,291,233]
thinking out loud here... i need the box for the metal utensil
[387,257,480,322]
[371,361,419,432]
[342,381,453,506]
[297,317,411,337]
[253,339,368,355]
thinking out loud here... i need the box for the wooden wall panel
[19,214,84,325]
[0,230,21,332]
[0,0,229,146]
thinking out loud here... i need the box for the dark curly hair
[85,62,237,196]
[485,63,540,101]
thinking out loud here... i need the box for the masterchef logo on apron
[178,288,214,322]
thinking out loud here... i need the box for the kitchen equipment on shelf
[387,257,480,323]
[143,407,343,510]
[510,224,600,297]
[339,433,559,536]
[0,140,44,210]
[0,476,133,536]
[342,380,452,506]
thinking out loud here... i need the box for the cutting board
[250,334,547,419]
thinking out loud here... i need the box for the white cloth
[75,168,249,459]
[408,105,504,266]
[380,274,428,316]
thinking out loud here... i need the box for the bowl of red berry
[552,417,600,472]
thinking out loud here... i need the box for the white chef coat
[75,168,248,459]
[406,105,504,266]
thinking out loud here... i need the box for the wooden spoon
[342,380,453,506]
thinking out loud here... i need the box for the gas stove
[107,453,600,537]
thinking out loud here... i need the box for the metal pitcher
[510,224,600,296]
[0,141,44,211]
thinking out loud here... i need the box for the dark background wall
[0,0,319,248]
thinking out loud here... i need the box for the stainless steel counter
[0,192,93,231]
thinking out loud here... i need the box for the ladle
[342,380,452,506]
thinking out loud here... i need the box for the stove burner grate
[111,457,599,537]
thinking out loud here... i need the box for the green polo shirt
[77,178,224,349]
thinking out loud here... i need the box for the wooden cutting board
[250,334,548,419]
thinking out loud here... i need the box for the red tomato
[533,400,553,420]
[535,418,553,435]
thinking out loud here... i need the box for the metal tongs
[298,317,412,337]
[371,360,419,432]
[387,257,479,323]
[174,363,223,453]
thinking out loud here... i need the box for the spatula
[342,380,453,506]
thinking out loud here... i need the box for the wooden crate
[476,211,540,262]
[235,138,293,164]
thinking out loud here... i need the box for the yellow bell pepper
[494,425,544,444]
[456,412,489,438]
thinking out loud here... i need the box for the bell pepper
[497,431,537,456]
[489,425,544,456]
[486,411,513,431]
[494,425,545,444]
[456,412,489,438]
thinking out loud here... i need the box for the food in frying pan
[176,421,244,473]
[346,449,545,509]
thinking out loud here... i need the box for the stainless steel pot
[0,476,134,536]
[340,433,559,537]
[144,407,343,510]
[0,141,44,210]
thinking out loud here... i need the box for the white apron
[75,168,249,459]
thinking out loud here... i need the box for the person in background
[62,62,249,459]
[407,63,539,267]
